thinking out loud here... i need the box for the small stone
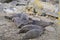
[3,7,17,14]
[45,26,55,32]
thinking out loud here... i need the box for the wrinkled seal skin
[18,24,44,34]
[31,20,54,27]
[18,20,54,34]
[18,20,54,33]
[21,29,44,40]
[12,16,32,28]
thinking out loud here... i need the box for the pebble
[3,7,17,14]
[45,26,55,32]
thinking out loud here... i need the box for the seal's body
[21,29,44,40]
[31,20,54,27]
[18,25,44,33]
[12,17,32,28]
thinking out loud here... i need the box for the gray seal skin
[12,17,32,28]
[31,20,54,27]
[18,24,45,34]
[12,15,32,28]
[21,29,44,40]
[12,17,23,27]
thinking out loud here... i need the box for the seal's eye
[29,18,32,20]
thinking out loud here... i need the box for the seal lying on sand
[31,20,54,27]
[18,24,44,34]
[18,21,54,34]
[12,17,32,28]
[17,19,54,28]
[21,29,44,40]
[4,13,54,28]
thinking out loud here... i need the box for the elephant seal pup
[18,24,44,34]
[12,16,32,28]
[31,20,54,27]
[21,29,44,40]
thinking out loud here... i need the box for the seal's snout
[4,16,12,20]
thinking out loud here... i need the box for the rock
[0,3,6,12]
[9,1,18,6]
[45,26,55,32]
[3,7,17,14]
